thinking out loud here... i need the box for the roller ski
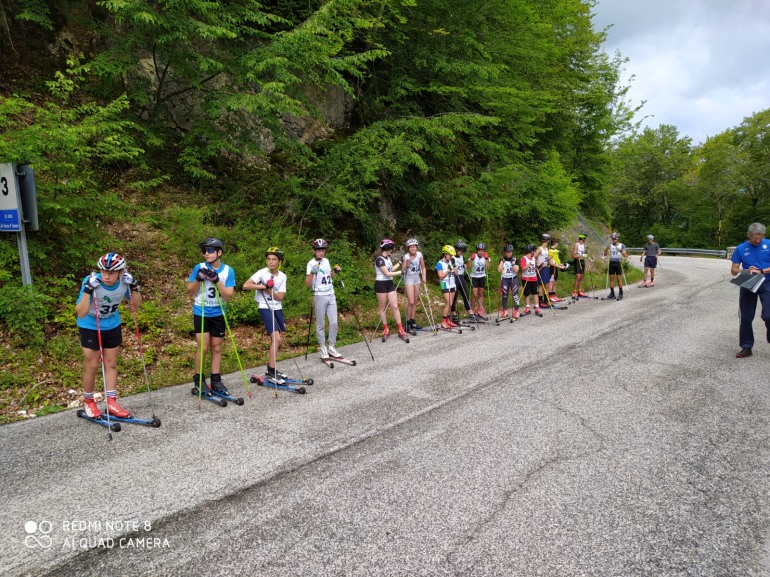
[76,410,122,432]
[328,346,357,366]
[101,399,161,427]
[250,374,307,395]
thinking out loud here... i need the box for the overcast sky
[592,0,770,145]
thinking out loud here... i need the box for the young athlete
[402,238,427,332]
[572,233,589,298]
[468,242,492,319]
[497,245,520,319]
[640,234,662,287]
[547,238,569,302]
[519,244,541,316]
[244,247,288,379]
[305,238,342,359]
[76,253,142,419]
[451,240,471,324]
[535,234,554,306]
[436,245,459,328]
[186,238,236,395]
[373,239,406,340]
[604,232,628,300]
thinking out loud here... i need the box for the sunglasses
[202,247,218,254]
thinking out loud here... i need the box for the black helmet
[540,233,551,242]
[312,238,329,250]
[524,243,536,253]
[503,244,514,252]
[476,242,488,250]
[455,240,468,251]
[265,246,284,261]
[201,237,224,253]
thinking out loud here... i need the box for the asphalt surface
[2,257,769,577]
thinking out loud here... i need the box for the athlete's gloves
[83,273,101,295]
[202,268,219,284]
[266,278,275,289]
[311,265,320,274]
[121,272,139,289]
[196,268,208,282]
[483,252,489,259]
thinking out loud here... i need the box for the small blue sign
[0,209,20,231]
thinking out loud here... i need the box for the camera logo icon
[24,521,53,548]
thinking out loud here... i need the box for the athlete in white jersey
[243,247,288,379]
[603,232,628,300]
[305,238,342,359]
[451,240,471,322]
[76,252,142,419]
[497,244,520,319]
[373,239,406,340]
[402,239,427,332]
[468,242,492,318]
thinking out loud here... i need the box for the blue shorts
[259,308,286,334]
[538,267,551,284]
[644,256,658,269]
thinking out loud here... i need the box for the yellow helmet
[442,244,456,256]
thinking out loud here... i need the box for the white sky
[592,0,770,145]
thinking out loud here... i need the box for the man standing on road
[640,234,662,287]
[731,222,770,359]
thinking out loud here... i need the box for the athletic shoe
[211,380,229,395]
[550,295,563,302]
[83,398,102,419]
[534,307,542,316]
[522,307,531,316]
[578,292,588,298]
[382,325,390,337]
[513,308,519,319]
[327,345,341,358]
[448,318,459,328]
[451,314,460,324]
[650,281,655,287]
[441,318,452,329]
[640,281,647,287]
[477,308,486,318]
[607,292,615,299]
[398,326,407,338]
[193,373,208,388]
[617,293,623,301]
[106,397,131,419]
[572,292,578,299]
[500,309,509,319]
[411,320,422,330]
[319,345,329,359]
[736,348,753,358]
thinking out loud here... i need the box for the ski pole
[267,282,279,397]
[458,270,480,330]
[92,290,113,440]
[418,282,438,334]
[621,261,630,299]
[336,273,375,362]
[304,298,314,361]
[215,288,252,399]
[536,268,557,317]
[127,290,157,418]
[196,283,208,408]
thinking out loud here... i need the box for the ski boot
[617,292,623,301]
[210,374,229,395]
[327,345,341,358]
[534,307,543,317]
[513,308,520,319]
[578,291,588,298]
[83,397,102,419]
[500,309,509,319]
[640,281,647,288]
[319,345,330,360]
[649,280,655,287]
[106,397,131,419]
[451,313,460,325]
[550,294,563,303]
[441,317,452,330]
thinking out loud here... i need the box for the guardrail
[625,247,729,258]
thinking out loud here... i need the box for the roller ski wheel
[76,409,121,432]
[398,333,410,343]
[322,358,335,369]
[251,375,307,395]
[329,356,357,366]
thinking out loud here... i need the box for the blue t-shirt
[189,262,236,317]
[731,239,770,279]
[76,274,131,331]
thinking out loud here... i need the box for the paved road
[2,257,769,577]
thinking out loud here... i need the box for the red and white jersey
[520,255,537,281]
